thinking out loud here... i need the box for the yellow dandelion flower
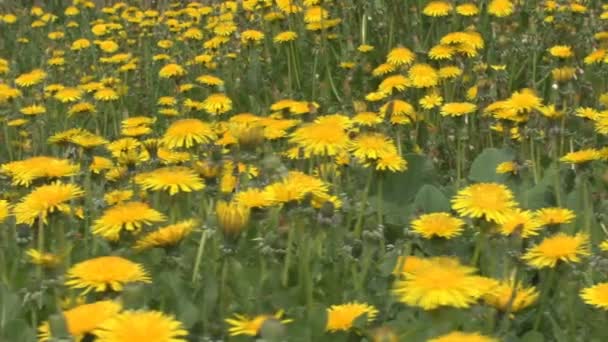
[419,92,444,109]
[560,149,601,164]
[196,74,224,86]
[273,31,298,43]
[38,301,122,342]
[94,88,119,101]
[66,256,151,293]
[440,102,477,117]
[429,44,455,60]
[326,302,378,332]
[364,150,406,170]
[451,183,517,223]
[161,119,216,148]
[290,122,350,156]
[92,201,166,241]
[226,311,292,336]
[378,74,409,93]
[94,310,187,342]
[498,209,543,238]
[54,87,83,103]
[216,200,250,236]
[393,257,497,310]
[456,3,479,16]
[387,46,415,66]
[484,279,538,313]
[134,219,197,251]
[71,38,91,50]
[135,167,205,195]
[13,182,84,225]
[506,88,542,114]
[202,93,232,115]
[522,233,590,268]
[581,283,608,310]
[423,1,453,17]
[104,189,133,206]
[535,207,575,226]
[496,161,517,174]
[549,45,573,58]
[234,188,276,208]
[15,69,47,87]
[408,64,439,88]
[350,133,397,161]
[26,249,61,268]
[488,0,514,17]
[411,212,465,239]
[159,63,186,78]
[429,331,499,342]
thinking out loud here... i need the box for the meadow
[1,0,608,341]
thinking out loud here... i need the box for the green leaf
[414,184,450,213]
[468,147,515,183]
[374,153,437,205]
[520,331,545,342]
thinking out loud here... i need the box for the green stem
[353,170,373,238]
[281,220,296,287]
[36,214,45,281]
[533,268,557,331]
[191,230,209,284]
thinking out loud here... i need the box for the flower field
[2,0,608,341]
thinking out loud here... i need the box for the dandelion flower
[506,88,542,114]
[66,256,151,293]
[484,279,539,313]
[216,200,250,236]
[326,302,378,332]
[135,167,205,195]
[393,257,497,310]
[408,64,439,88]
[423,1,453,17]
[560,149,601,164]
[15,69,47,87]
[419,92,444,109]
[581,283,608,310]
[1,156,79,186]
[350,133,397,161]
[522,233,590,268]
[456,3,479,16]
[535,207,575,225]
[378,74,409,93]
[452,183,517,223]
[387,47,415,66]
[94,310,187,342]
[498,209,543,238]
[134,219,197,251]
[202,93,232,115]
[429,331,499,342]
[26,249,60,268]
[226,311,292,336]
[549,45,573,58]
[14,182,84,225]
[290,122,349,156]
[496,161,517,174]
[159,63,186,78]
[411,212,465,239]
[161,119,216,148]
[92,201,166,241]
[488,0,514,17]
[38,301,122,342]
[274,31,297,43]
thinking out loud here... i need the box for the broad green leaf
[414,184,450,213]
[468,147,515,183]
